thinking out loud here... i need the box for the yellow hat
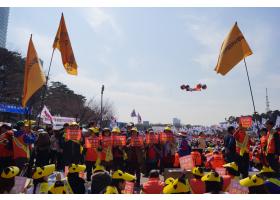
[192,167,204,177]
[89,127,99,134]
[104,186,118,194]
[70,122,79,126]
[164,177,175,185]
[223,162,238,172]
[32,164,55,179]
[239,174,264,187]
[164,126,172,132]
[112,127,121,134]
[163,178,191,194]
[112,170,136,181]
[201,171,221,182]
[93,165,105,173]
[131,127,138,132]
[48,181,68,194]
[68,164,86,173]
[24,120,36,126]
[259,166,275,174]
[1,166,20,179]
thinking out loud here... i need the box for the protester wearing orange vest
[234,121,253,178]
[84,127,104,181]
[191,150,202,166]
[13,121,36,171]
[265,120,280,173]
[141,170,164,194]
[0,124,13,170]
[190,167,205,194]
[208,149,225,170]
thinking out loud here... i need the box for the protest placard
[85,137,100,148]
[179,155,194,170]
[145,134,159,144]
[65,128,81,141]
[131,136,144,147]
[228,179,249,194]
[101,136,113,147]
[13,176,31,193]
[159,132,174,144]
[123,181,135,194]
[113,135,126,146]
[215,167,226,176]
[239,116,252,128]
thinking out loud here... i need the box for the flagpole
[243,58,256,114]
[37,48,55,126]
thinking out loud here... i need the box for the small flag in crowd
[22,35,46,107]
[215,22,253,75]
[131,109,136,117]
[137,113,142,124]
[40,105,53,123]
[53,13,78,75]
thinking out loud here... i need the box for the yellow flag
[22,36,46,108]
[215,22,253,75]
[53,13,78,75]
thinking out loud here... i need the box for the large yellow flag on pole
[53,13,78,75]
[214,22,253,75]
[22,35,46,108]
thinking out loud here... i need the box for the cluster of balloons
[180,83,207,92]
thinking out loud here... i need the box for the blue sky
[6,8,280,125]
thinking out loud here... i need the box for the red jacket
[142,178,164,194]
[0,131,13,157]
[190,178,205,194]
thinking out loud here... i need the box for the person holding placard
[234,117,254,178]
[112,127,126,171]
[101,128,113,172]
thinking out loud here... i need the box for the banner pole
[243,58,256,114]
[37,48,55,127]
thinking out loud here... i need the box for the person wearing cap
[101,128,113,171]
[162,174,191,194]
[27,164,55,194]
[178,132,192,157]
[126,127,144,188]
[91,165,112,194]
[221,162,242,192]
[112,127,126,171]
[197,132,206,153]
[12,121,36,171]
[234,120,254,178]
[84,127,104,182]
[201,171,225,194]
[66,164,86,194]
[207,149,225,170]
[258,166,280,194]
[141,170,164,194]
[34,129,50,167]
[265,120,280,173]
[189,167,205,194]
[103,170,136,194]
[239,174,268,194]
[125,122,134,138]
[0,166,20,193]
[0,123,13,170]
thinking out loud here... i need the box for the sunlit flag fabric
[137,113,142,123]
[22,36,46,108]
[53,13,78,75]
[215,22,253,75]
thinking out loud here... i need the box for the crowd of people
[0,119,279,194]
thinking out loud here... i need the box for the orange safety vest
[266,131,276,155]
[234,130,250,156]
[210,154,225,169]
[85,136,105,162]
[13,134,30,159]
[173,152,180,167]
[190,178,206,194]
[191,151,202,166]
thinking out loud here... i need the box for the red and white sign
[179,155,194,170]
[159,132,174,144]
[101,136,113,147]
[215,167,226,176]
[113,135,126,147]
[123,181,135,194]
[65,128,81,141]
[228,179,249,194]
[239,116,252,128]
[131,136,144,147]
[85,137,100,148]
[145,134,159,144]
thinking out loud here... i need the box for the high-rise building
[173,117,181,126]
[0,8,10,48]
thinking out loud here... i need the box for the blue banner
[0,103,30,115]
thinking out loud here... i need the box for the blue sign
[0,103,31,115]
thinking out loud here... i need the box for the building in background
[0,7,9,48]
[173,117,181,126]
